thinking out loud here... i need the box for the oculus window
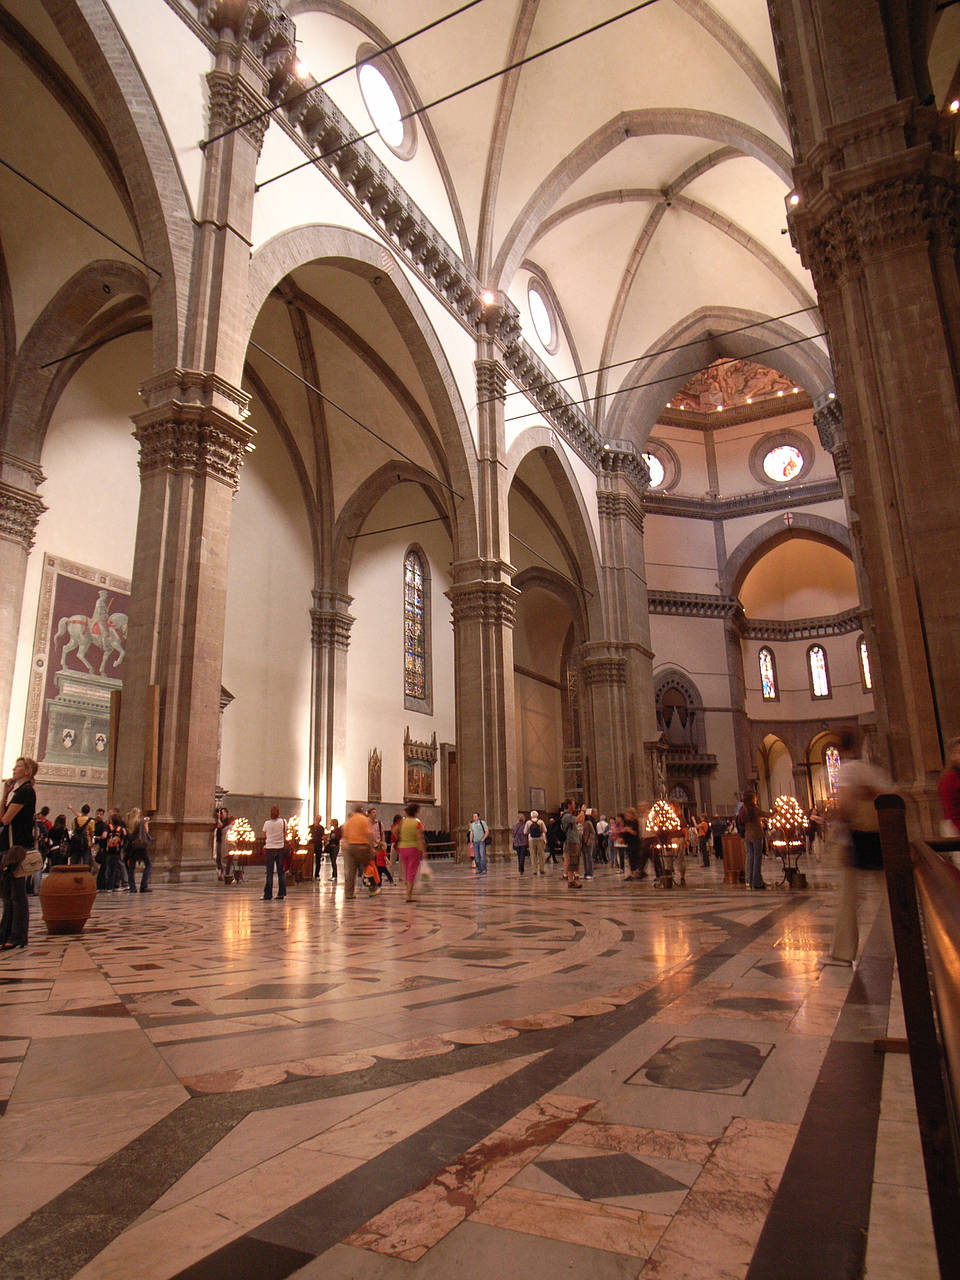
[403,547,432,712]
[758,647,778,701]
[807,644,831,698]
[357,51,416,159]
[643,452,665,488]
[639,438,680,491]
[749,430,813,487]
[527,281,558,354]
[762,444,804,483]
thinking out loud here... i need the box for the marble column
[772,0,960,829]
[309,591,353,824]
[113,27,275,876]
[594,444,657,802]
[578,644,630,815]
[0,467,46,769]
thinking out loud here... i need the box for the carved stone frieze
[133,408,255,491]
[475,359,507,404]
[745,607,862,640]
[0,483,46,551]
[647,590,742,621]
[597,490,644,536]
[207,70,270,152]
[447,580,520,628]
[310,607,353,650]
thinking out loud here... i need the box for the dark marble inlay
[629,1036,772,1095]
[409,983,513,1010]
[755,958,821,978]
[54,1003,132,1019]
[130,963,162,971]
[537,1152,688,1199]
[174,1234,314,1279]
[230,982,337,1001]
[714,996,797,1014]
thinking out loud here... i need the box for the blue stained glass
[759,648,777,700]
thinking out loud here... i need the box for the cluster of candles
[768,794,807,848]
[645,800,683,850]
[226,815,306,856]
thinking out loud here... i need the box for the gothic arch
[604,307,832,442]
[512,565,588,646]
[720,514,852,599]
[654,667,706,751]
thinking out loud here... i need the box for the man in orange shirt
[342,805,377,899]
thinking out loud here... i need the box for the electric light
[950,100,959,114]
[293,58,311,80]
[788,192,800,206]
[481,290,496,306]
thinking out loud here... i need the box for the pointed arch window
[808,644,831,699]
[858,635,872,692]
[759,647,778,701]
[824,745,841,794]
[403,547,432,712]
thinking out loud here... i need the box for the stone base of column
[150,819,216,883]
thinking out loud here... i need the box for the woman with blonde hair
[125,807,153,893]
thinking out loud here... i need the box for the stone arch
[604,307,832,442]
[246,225,477,540]
[720,514,852,599]
[504,425,604,635]
[512,564,588,647]
[493,110,794,287]
[2,260,151,461]
[42,0,194,370]
[654,667,706,751]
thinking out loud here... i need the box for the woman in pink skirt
[396,802,426,901]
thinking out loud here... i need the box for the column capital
[310,596,354,650]
[206,69,271,154]
[447,579,521,628]
[0,481,46,552]
[133,405,255,491]
[475,358,508,404]
[477,292,522,352]
[813,394,851,475]
[600,439,650,492]
[578,642,628,688]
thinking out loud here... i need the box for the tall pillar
[449,342,519,855]
[723,611,753,796]
[594,443,657,804]
[0,466,45,768]
[771,0,960,828]
[113,14,285,875]
[309,591,353,823]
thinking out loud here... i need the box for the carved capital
[475,359,507,404]
[597,489,644,536]
[447,580,520,628]
[200,1,296,60]
[207,70,270,152]
[478,292,522,350]
[310,607,354,650]
[0,483,46,551]
[813,395,852,476]
[133,405,255,490]
[580,655,628,688]
[600,440,650,492]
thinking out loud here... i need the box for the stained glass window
[762,444,804,482]
[825,745,841,794]
[403,550,425,698]
[759,647,777,700]
[858,636,872,691]
[643,452,665,488]
[808,644,830,697]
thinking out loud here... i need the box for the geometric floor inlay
[626,1035,773,1095]
[536,1152,688,1199]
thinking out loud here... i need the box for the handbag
[14,850,42,878]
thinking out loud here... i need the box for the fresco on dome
[672,359,797,412]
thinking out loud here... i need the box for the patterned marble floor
[0,851,937,1279]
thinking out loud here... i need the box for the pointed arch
[721,514,852,599]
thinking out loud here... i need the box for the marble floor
[0,850,938,1280]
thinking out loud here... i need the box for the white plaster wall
[221,420,314,801]
[648,429,710,496]
[714,414,830,496]
[344,487,455,810]
[644,517,719,594]
[6,334,145,772]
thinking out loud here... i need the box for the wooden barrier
[876,794,960,1280]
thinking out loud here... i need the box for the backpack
[528,820,542,839]
[69,819,90,858]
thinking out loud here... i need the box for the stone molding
[310,607,353,651]
[475,359,507,404]
[579,655,628,687]
[502,341,601,464]
[138,368,251,418]
[133,405,255,490]
[600,440,650,490]
[643,477,841,520]
[0,482,46,551]
[743,606,862,641]
[207,69,270,152]
[648,590,742,620]
[597,490,644,536]
[447,580,521,628]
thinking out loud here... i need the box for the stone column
[723,609,753,795]
[0,465,46,768]
[772,0,960,827]
[578,644,630,815]
[594,444,657,803]
[113,16,285,875]
[309,591,353,824]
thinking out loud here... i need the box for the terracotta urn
[39,865,97,934]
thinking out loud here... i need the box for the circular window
[748,430,814,488]
[357,49,416,160]
[642,452,665,488]
[762,444,804,483]
[527,280,558,354]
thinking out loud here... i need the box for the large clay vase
[39,865,97,934]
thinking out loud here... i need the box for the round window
[643,452,665,488]
[762,443,804,483]
[357,52,416,159]
[527,281,558,354]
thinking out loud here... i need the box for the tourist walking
[469,813,489,874]
[581,807,596,879]
[327,819,341,881]
[397,803,426,901]
[561,799,582,888]
[342,806,377,898]
[261,806,287,901]
[512,811,529,874]
[525,810,546,875]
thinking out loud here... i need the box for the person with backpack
[67,804,95,866]
[468,812,489,875]
[125,808,153,892]
[524,810,546,875]
[102,809,128,892]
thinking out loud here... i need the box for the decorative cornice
[656,391,813,431]
[0,483,46,551]
[138,368,251,418]
[501,341,601,465]
[197,1,295,61]
[643,477,841,520]
[665,746,718,776]
[599,440,650,489]
[475,359,507,404]
[648,590,742,621]
[133,405,255,490]
[744,606,862,641]
[403,725,438,763]
[597,489,644,536]
[447,580,521,628]
[579,656,628,687]
[207,69,269,152]
[310,607,353,650]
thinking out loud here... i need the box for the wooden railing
[876,794,960,1280]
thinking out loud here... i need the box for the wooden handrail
[876,794,960,1280]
